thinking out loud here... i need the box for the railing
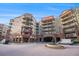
[41,22,53,25]
[23,17,33,21]
[62,19,74,25]
[61,10,72,18]
[65,33,77,37]
[63,23,75,28]
[62,15,73,22]
[64,28,75,33]
[42,24,53,27]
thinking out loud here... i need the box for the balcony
[42,28,55,32]
[63,23,76,29]
[60,10,72,18]
[23,17,33,21]
[61,15,73,22]
[41,16,54,22]
[41,22,53,25]
[42,32,56,37]
[62,19,74,25]
[22,24,30,28]
[21,27,32,34]
[64,28,75,33]
[64,30,75,34]
[65,33,77,37]
[22,21,33,26]
[42,25,54,29]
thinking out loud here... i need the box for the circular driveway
[0,43,79,56]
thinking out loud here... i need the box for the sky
[0,3,79,25]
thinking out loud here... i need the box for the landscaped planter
[45,44,65,49]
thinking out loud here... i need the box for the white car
[0,39,6,44]
[58,39,74,45]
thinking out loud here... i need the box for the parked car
[0,39,9,44]
[57,39,74,45]
[0,39,6,44]
[4,40,10,44]
[73,39,79,44]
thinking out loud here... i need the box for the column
[21,37,23,43]
[41,37,44,42]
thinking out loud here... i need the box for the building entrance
[23,38,28,42]
[56,37,60,42]
[43,37,52,42]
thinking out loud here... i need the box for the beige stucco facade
[10,13,36,43]
[39,16,62,42]
[60,8,79,40]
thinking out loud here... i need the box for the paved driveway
[0,43,79,56]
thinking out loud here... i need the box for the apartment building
[9,8,79,43]
[40,16,62,42]
[54,18,64,39]
[60,8,79,40]
[9,13,36,43]
[36,22,42,42]
[0,24,10,41]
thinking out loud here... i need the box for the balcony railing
[41,22,53,25]
[42,26,54,29]
[61,15,73,22]
[62,20,74,25]
[65,33,77,37]
[21,27,32,34]
[60,10,72,18]
[22,20,33,24]
[41,32,56,35]
[42,29,55,32]
[23,17,33,21]
[64,28,75,33]
[63,23,75,28]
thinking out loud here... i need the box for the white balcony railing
[63,23,75,28]
[62,19,73,25]
[64,28,75,32]
[61,14,72,21]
